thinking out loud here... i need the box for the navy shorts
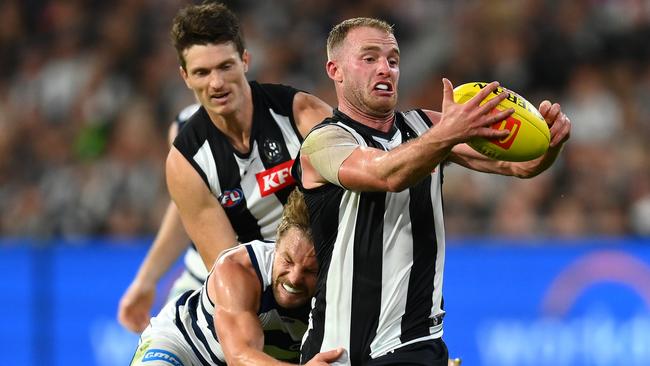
[366,338,449,366]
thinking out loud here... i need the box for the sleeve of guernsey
[172,120,211,190]
[259,83,300,116]
[301,125,359,187]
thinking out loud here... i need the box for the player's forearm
[226,349,298,366]
[373,128,454,191]
[185,229,234,270]
[510,143,565,178]
[192,239,225,271]
[182,213,238,270]
[134,201,191,284]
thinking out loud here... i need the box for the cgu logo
[220,188,244,208]
[256,160,296,197]
[488,110,521,150]
[142,349,184,366]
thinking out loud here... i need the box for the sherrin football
[453,82,550,162]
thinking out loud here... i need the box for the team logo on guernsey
[220,188,244,208]
[262,138,283,163]
[142,349,184,366]
[256,160,296,197]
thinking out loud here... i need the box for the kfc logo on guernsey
[256,160,296,197]
[220,188,244,208]
[489,113,521,150]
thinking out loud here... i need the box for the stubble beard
[343,85,388,118]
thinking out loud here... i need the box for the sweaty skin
[301,126,358,187]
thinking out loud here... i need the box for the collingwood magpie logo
[262,138,283,163]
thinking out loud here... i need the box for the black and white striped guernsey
[172,241,310,365]
[173,81,303,243]
[298,109,446,365]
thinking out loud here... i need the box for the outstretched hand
[538,100,571,147]
[438,78,514,145]
[117,280,155,333]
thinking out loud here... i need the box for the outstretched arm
[301,79,512,191]
[209,254,343,366]
[166,146,238,269]
[448,100,571,177]
[118,122,192,333]
[118,201,190,332]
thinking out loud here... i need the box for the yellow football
[453,82,550,162]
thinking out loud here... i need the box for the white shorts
[130,301,201,366]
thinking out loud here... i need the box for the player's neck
[211,96,254,154]
[338,101,395,133]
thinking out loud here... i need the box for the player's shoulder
[173,104,211,147]
[252,80,301,95]
[175,103,201,124]
[216,241,273,270]
[304,121,357,144]
[251,80,301,112]
[213,244,257,279]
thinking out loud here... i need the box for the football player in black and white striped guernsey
[130,190,344,366]
[296,18,571,366]
[165,3,332,282]
[121,2,333,335]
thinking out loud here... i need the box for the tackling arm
[209,255,270,366]
[209,252,343,366]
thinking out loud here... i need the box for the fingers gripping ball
[453,82,550,162]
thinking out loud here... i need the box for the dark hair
[170,2,245,70]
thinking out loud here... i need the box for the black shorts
[366,338,449,366]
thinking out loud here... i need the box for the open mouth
[210,91,230,102]
[282,282,304,295]
[373,82,393,93]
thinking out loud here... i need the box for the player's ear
[242,50,251,73]
[179,66,191,89]
[326,60,342,83]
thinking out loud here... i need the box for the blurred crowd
[0,0,648,239]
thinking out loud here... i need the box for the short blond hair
[327,17,394,59]
[276,188,311,241]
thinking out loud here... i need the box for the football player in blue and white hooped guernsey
[129,190,344,366]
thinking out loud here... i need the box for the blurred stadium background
[1,0,649,365]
